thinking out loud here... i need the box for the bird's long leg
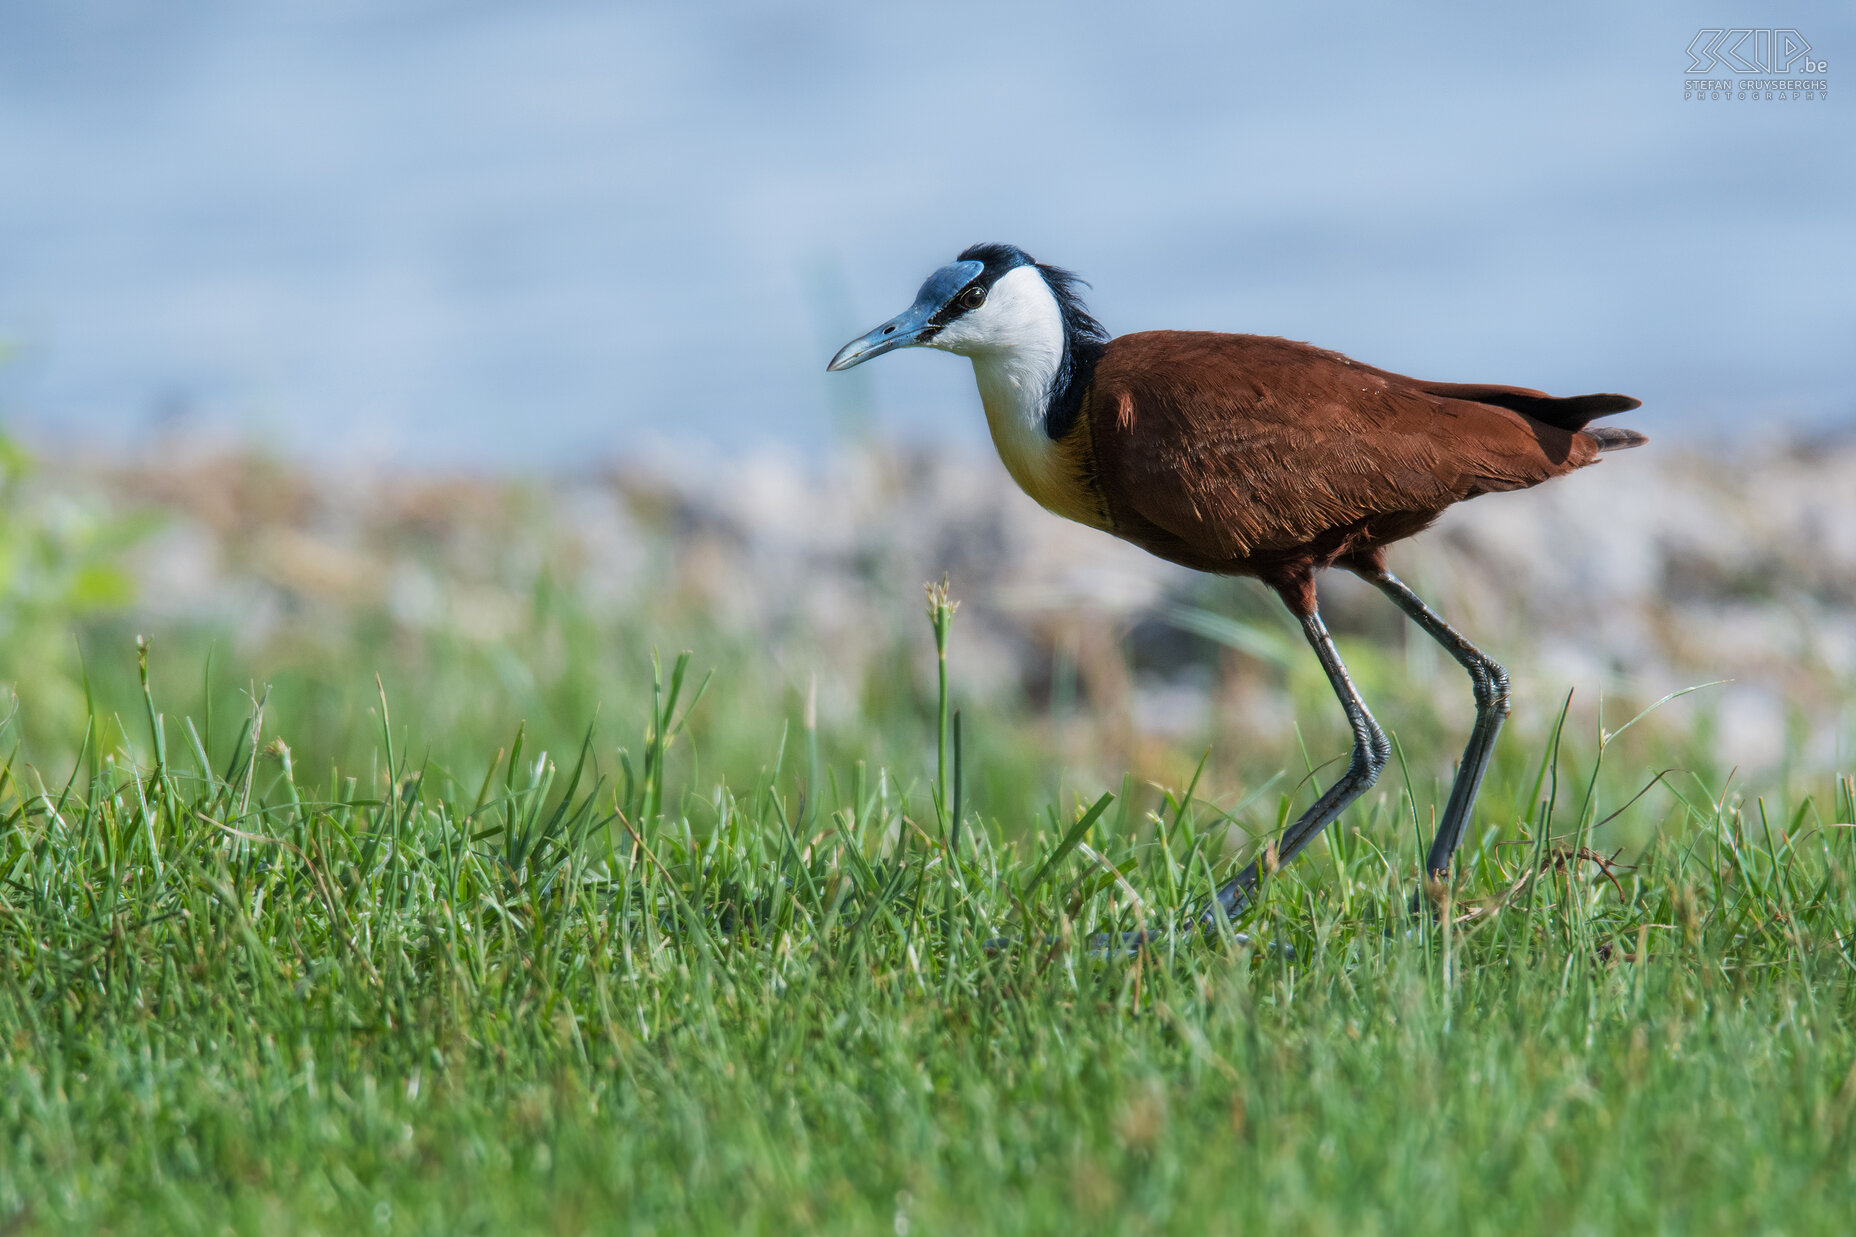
[1353,568,1511,896]
[1205,605,1390,926]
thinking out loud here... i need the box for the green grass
[2,576,1855,1237]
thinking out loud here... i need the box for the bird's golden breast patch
[980,385,1110,531]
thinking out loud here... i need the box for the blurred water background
[1,1,1852,464]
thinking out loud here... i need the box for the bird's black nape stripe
[1034,261,1108,441]
[954,243,1109,441]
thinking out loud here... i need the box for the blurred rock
[37,436,1856,773]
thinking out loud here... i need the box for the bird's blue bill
[826,259,984,370]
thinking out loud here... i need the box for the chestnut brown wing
[1089,332,1598,559]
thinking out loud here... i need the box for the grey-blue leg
[1204,607,1390,926]
[1357,569,1511,895]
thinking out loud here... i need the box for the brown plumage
[827,244,1645,923]
[1082,332,1642,614]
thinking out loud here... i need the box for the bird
[827,242,1645,922]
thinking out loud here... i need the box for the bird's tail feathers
[1535,392,1642,431]
[1423,383,1641,432]
[1585,426,1648,453]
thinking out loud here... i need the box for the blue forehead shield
[826,259,985,371]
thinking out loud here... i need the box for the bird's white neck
[930,265,1074,510]
[971,334,1061,450]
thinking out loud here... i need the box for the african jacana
[828,243,1644,920]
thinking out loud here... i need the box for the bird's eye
[961,286,986,310]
